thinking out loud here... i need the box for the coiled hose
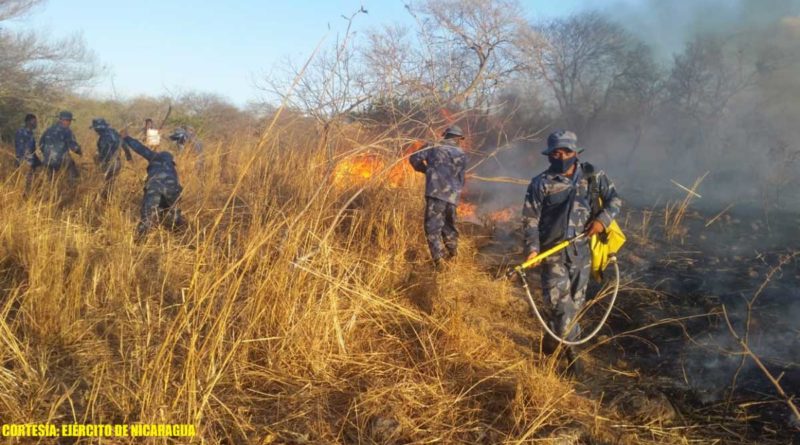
[515,256,620,346]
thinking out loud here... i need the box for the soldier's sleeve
[121,136,133,161]
[14,130,25,161]
[66,129,82,154]
[596,171,622,228]
[123,136,155,161]
[409,146,428,173]
[522,179,543,255]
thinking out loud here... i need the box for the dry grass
[0,119,718,444]
[663,172,708,242]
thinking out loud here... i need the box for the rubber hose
[517,257,620,346]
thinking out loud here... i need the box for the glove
[585,219,605,237]
[525,250,541,267]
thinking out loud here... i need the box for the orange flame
[386,140,427,188]
[487,207,514,223]
[405,140,427,155]
[456,203,520,225]
[333,155,385,187]
[457,202,478,221]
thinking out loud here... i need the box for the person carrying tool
[409,126,468,271]
[120,131,187,240]
[521,130,622,374]
[90,118,132,198]
[143,118,162,149]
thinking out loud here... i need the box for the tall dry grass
[0,118,701,444]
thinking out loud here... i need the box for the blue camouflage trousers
[540,241,591,341]
[424,197,458,261]
[97,157,121,198]
[137,184,186,236]
[97,157,122,181]
[45,156,80,181]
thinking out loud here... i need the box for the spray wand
[506,233,587,277]
[506,233,620,346]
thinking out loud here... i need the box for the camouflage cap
[542,129,583,155]
[58,111,74,121]
[443,125,464,138]
[90,118,109,129]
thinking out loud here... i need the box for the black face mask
[548,156,577,174]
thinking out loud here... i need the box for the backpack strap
[582,162,602,218]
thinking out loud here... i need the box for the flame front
[333,155,385,187]
[458,202,478,220]
[487,207,514,223]
[387,140,427,187]
[333,140,430,188]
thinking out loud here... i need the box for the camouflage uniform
[92,119,132,198]
[522,162,621,341]
[123,136,186,237]
[410,137,467,263]
[169,127,203,154]
[15,126,41,192]
[39,123,82,180]
[14,127,39,167]
[92,120,132,181]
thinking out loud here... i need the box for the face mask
[549,156,577,174]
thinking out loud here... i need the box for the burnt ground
[473,203,800,444]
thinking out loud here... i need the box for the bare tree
[362,24,421,101]
[261,8,369,164]
[404,0,525,108]
[524,12,652,137]
[0,0,98,133]
[659,34,769,163]
[665,36,759,122]
[0,0,40,21]
[612,44,664,162]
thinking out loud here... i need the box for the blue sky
[9,0,601,107]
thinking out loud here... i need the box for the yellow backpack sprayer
[507,220,626,346]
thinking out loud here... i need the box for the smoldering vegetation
[264,0,800,438]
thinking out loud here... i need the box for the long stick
[722,305,800,423]
[158,104,172,130]
[469,175,529,186]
